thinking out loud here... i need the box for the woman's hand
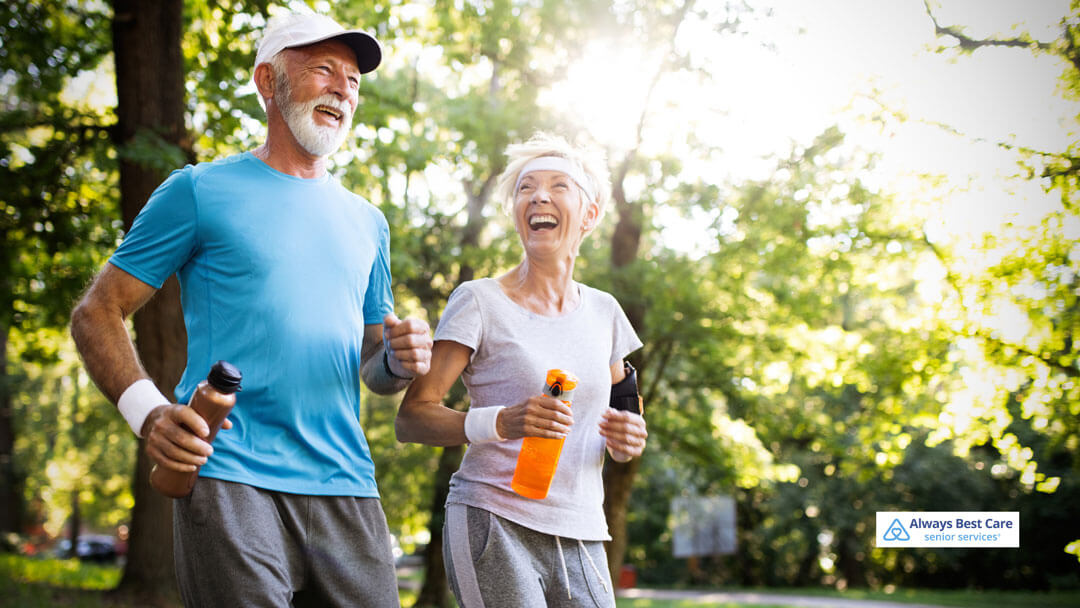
[497,395,574,440]
[599,409,647,462]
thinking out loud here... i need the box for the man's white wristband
[464,406,505,444]
[117,379,169,438]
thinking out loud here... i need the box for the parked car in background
[55,534,119,563]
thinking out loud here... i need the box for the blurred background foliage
[1,0,1078,600]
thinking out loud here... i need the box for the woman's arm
[395,340,473,446]
[599,360,648,462]
[395,339,575,446]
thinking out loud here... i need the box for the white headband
[514,156,596,201]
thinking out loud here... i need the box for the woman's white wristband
[464,406,505,444]
[117,379,169,437]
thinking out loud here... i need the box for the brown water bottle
[511,369,577,500]
[150,360,242,498]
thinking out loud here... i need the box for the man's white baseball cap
[255,12,382,74]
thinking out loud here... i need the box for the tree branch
[923,0,1052,52]
[0,112,113,137]
[921,234,1079,379]
[642,336,677,408]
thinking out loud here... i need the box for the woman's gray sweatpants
[443,503,616,608]
[173,478,400,607]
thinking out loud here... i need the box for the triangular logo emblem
[883,518,910,541]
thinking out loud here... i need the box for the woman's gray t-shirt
[435,278,642,541]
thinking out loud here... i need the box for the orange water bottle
[511,369,578,500]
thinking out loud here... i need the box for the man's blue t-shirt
[110,152,393,497]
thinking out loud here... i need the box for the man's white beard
[277,78,352,157]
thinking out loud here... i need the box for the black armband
[383,350,410,381]
[610,361,643,415]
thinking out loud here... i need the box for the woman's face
[513,169,598,262]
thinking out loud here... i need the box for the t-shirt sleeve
[610,295,643,366]
[108,167,199,289]
[434,283,483,351]
[363,210,395,325]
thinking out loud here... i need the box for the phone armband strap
[610,361,643,415]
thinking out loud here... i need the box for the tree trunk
[67,489,81,559]
[835,528,867,588]
[121,278,187,595]
[601,0,695,582]
[413,150,503,604]
[111,0,189,597]
[602,457,641,585]
[412,445,463,608]
[67,372,82,555]
[0,327,22,538]
[603,163,645,583]
[413,240,485,607]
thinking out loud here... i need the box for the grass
[617,600,790,608]
[614,586,1080,608]
[754,585,1080,607]
[3,554,1079,607]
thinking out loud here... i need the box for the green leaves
[3,0,1080,591]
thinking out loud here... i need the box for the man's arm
[71,263,159,405]
[360,313,432,395]
[70,262,218,472]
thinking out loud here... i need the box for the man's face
[274,40,361,157]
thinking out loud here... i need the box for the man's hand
[142,405,233,472]
[383,313,432,378]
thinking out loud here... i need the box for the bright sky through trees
[544,0,1075,255]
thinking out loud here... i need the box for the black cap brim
[327,31,382,74]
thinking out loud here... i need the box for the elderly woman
[396,132,648,607]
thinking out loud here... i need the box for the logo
[876,512,1019,548]
[882,518,910,542]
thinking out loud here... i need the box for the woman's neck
[498,257,579,316]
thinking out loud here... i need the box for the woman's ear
[581,199,601,232]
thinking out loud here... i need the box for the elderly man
[70,12,429,607]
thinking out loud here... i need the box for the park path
[398,567,952,608]
[617,588,950,608]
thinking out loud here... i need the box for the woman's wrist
[464,405,505,444]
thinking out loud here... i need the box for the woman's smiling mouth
[528,214,559,230]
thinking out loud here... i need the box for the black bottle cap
[206,360,242,394]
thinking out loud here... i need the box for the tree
[7,0,1078,596]
[344,2,600,602]
[921,0,1080,566]
[0,0,118,540]
[106,0,192,597]
[597,0,696,581]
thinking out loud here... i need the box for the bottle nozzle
[207,360,242,394]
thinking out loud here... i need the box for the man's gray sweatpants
[173,478,400,607]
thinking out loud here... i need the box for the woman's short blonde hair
[495,132,611,224]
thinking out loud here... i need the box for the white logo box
[876,511,1019,548]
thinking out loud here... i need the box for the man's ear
[254,62,275,102]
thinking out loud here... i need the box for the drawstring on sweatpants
[579,539,609,595]
[554,536,610,599]
[555,536,572,599]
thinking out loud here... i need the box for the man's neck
[253,123,328,180]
